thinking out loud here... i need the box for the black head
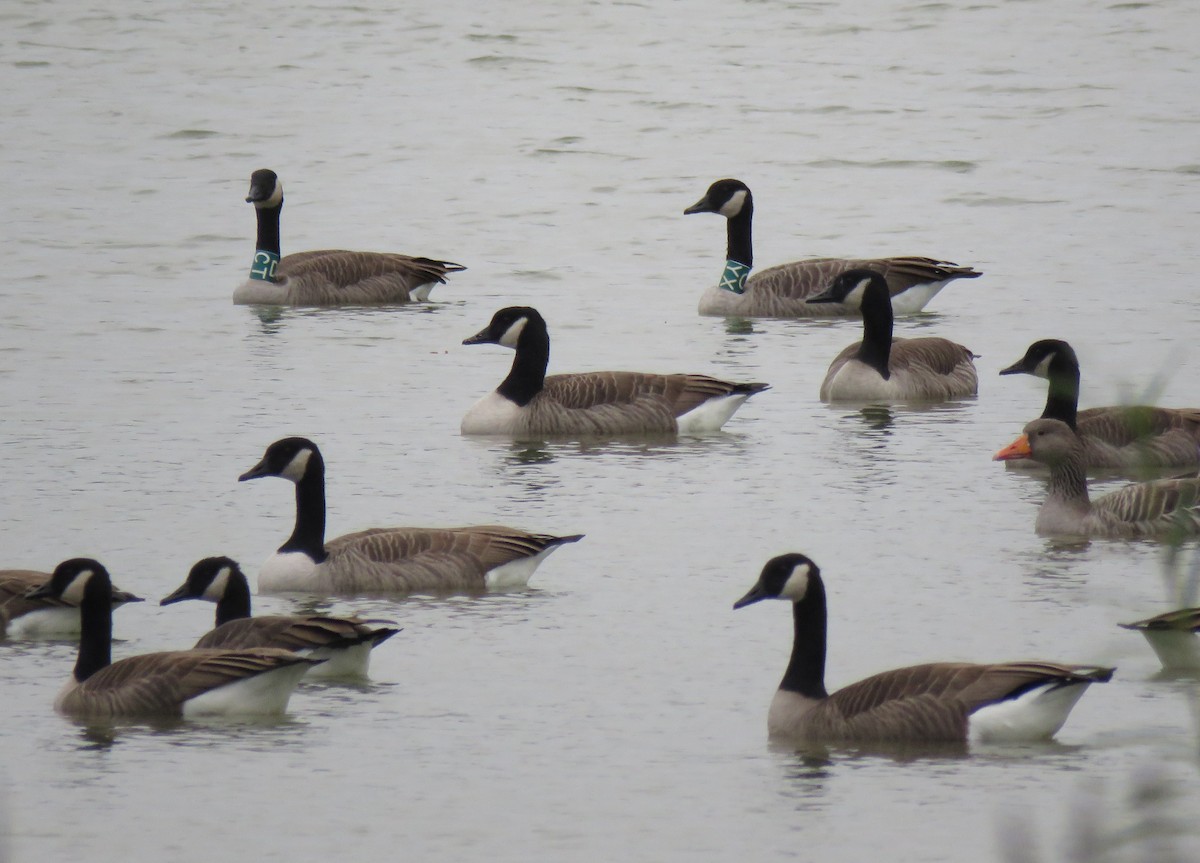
[161,556,243,606]
[463,306,545,349]
[998,339,1076,378]
[684,178,752,218]
[807,269,887,307]
[239,437,321,483]
[733,553,822,609]
[246,168,282,206]
[27,558,112,605]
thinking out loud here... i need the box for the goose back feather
[735,553,1112,743]
[233,168,465,306]
[995,418,1200,538]
[684,179,980,317]
[461,306,768,435]
[1000,339,1200,470]
[240,437,583,595]
[808,269,978,403]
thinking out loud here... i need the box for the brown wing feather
[59,648,317,717]
[811,662,1111,742]
[1092,477,1200,535]
[275,251,465,304]
[748,256,980,301]
[318,527,582,593]
[1071,407,1200,468]
[1120,607,1200,632]
[194,615,393,651]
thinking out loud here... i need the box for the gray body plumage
[767,661,1111,743]
[273,525,583,595]
[241,437,583,596]
[194,616,393,652]
[29,559,319,718]
[809,269,977,403]
[999,339,1200,470]
[234,168,464,306]
[233,251,465,306]
[1072,406,1200,468]
[684,179,980,317]
[819,337,979,402]
[701,256,980,318]
[998,418,1200,538]
[56,648,319,718]
[466,372,768,436]
[160,558,399,673]
[461,307,768,436]
[736,553,1111,744]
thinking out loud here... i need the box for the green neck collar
[718,259,750,294]
[248,249,280,282]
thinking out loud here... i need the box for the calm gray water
[3,1,1200,860]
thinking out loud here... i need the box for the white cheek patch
[1033,354,1054,379]
[843,278,870,308]
[779,563,811,601]
[202,566,233,601]
[263,182,284,208]
[718,189,747,218]
[61,570,95,605]
[498,317,528,349]
[280,448,312,482]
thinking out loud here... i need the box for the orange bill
[993,433,1032,461]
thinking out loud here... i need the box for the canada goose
[999,339,1200,470]
[683,178,980,317]
[734,553,1113,743]
[240,437,583,594]
[806,269,978,403]
[160,557,400,679]
[1118,608,1200,670]
[461,306,769,436]
[232,168,465,306]
[994,418,1200,538]
[28,559,320,718]
[1,569,142,639]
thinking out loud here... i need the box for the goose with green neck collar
[233,168,465,306]
[461,306,769,436]
[998,339,1200,471]
[807,269,978,402]
[684,178,980,317]
[735,553,1113,743]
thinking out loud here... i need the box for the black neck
[280,455,328,562]
[781,583,830,700]
[854,283,894,379]
[497,319,550,407]
[76,588,113,683]
[1040,354,1081,430]
[215,574,253,626]
[725,200,754,268]
[254,202,283,257]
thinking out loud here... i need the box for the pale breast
[461,391,527,435]
[256,551,321,593]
